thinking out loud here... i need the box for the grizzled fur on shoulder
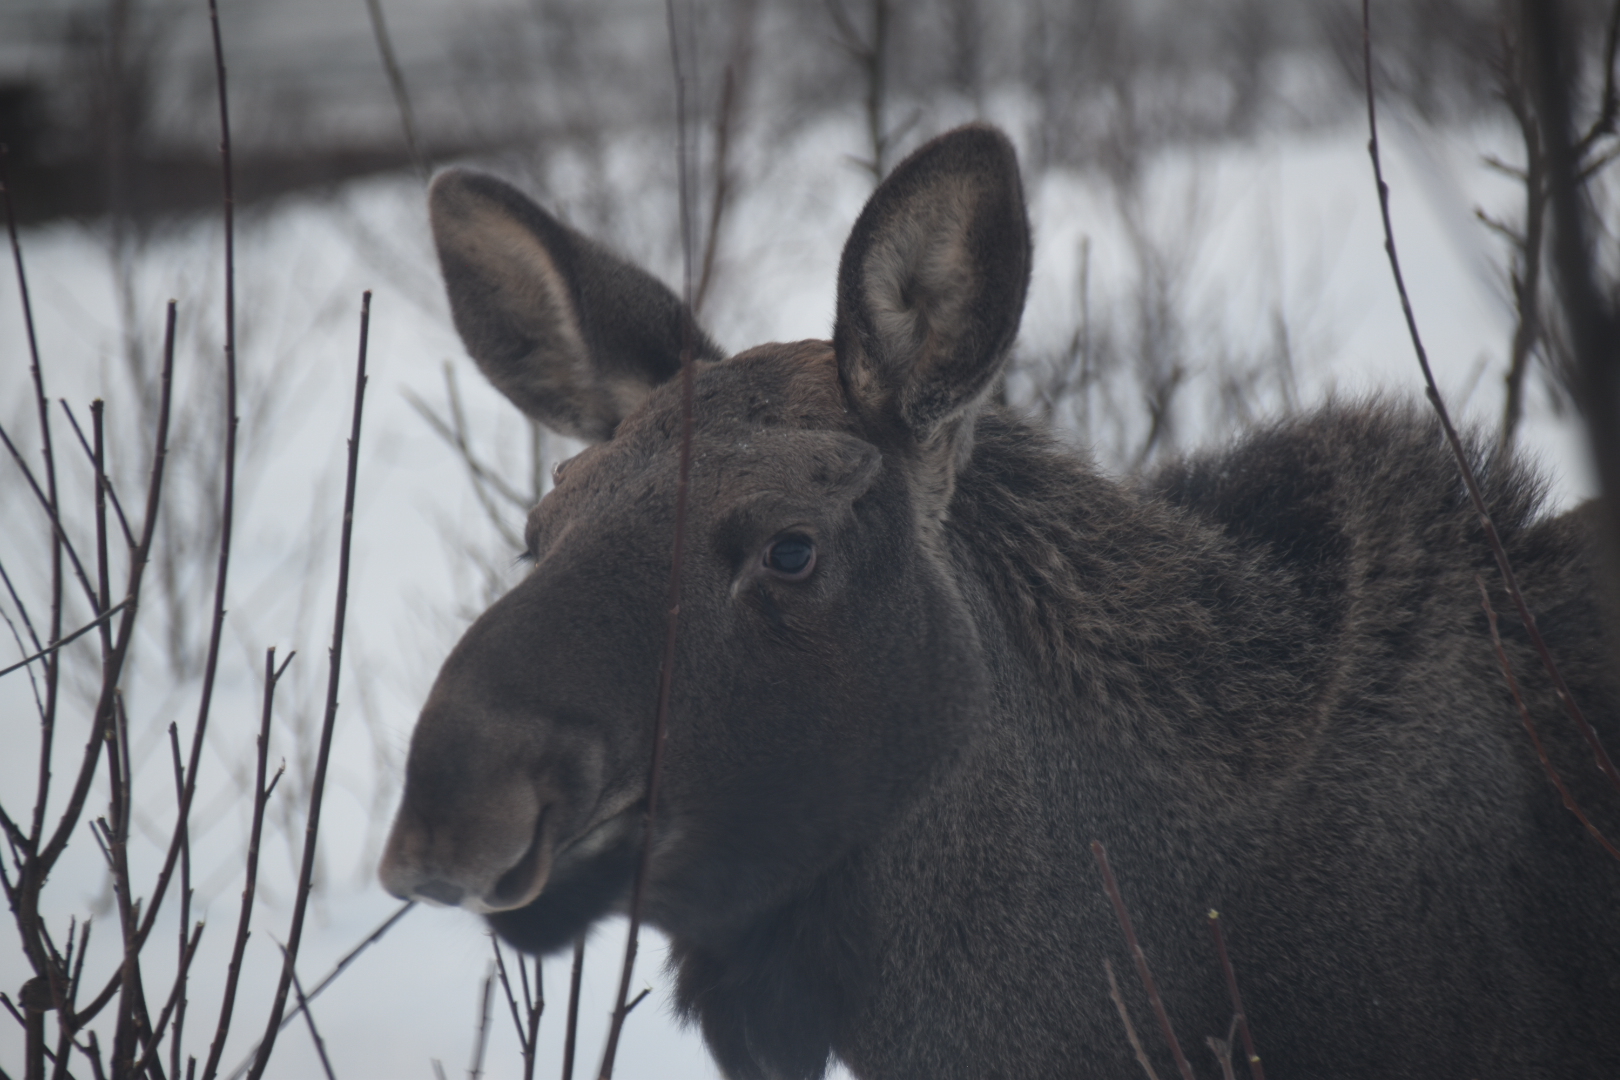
[385,124,1620,1080]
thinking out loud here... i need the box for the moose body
[380,126,1620,1079]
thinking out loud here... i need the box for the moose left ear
[833,125,1031,444]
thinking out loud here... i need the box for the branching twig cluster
[0,7,404,1078]
[1090,841,1266,1080]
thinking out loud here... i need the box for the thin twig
[285,950,338,1080]
[170,723,194,1080]
[0,557,43,653]
[0,419,102,612]
[596,3,700,1075]
[246,292,371,1080]
[39,303,176,1039]
[1103,959,1161,1080]
[468,964,494,1080]
[153,0,244,982]
[60,400,136,550]
[521,952,542,1080]
[1478,577,1620,860]
[1206,910,1264,1080]
[221,901,414,1080]
[491,935,542,1079]
[693,0,759,316]
[491,937,527,1053]
[128,921,205,1076]
[0,601,129,679]
[1362,0,1620,797]
[561,937,585,1080]
[364,0,427,182]
[3,141,64,910]
[1091,841,1195,1080]
[199,647,295,1080]
[1205,1036,1237,1080]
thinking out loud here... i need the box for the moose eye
[763,534,815,579]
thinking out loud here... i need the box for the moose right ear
[429,169,721,443]
[833,125,1031,445]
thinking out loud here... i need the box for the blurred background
[1,0,1616,1076]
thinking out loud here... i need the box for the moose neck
[673,407,1333,1080]
[947,409,1326,788]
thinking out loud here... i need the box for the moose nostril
[414,879,465,907]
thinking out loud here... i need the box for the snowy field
[0,109,1596,1078]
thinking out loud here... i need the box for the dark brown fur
[381,126,1620,1079]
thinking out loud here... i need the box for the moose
[380,125,1620,1078]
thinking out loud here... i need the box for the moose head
[379,126,1030,953]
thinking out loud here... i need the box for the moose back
[379,125,1620,1079]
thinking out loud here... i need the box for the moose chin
[379,123,1620,1080]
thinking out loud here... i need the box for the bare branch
[468,964,494,1080]
[129,921,206,1077]
[0,601,130,679]
[1206,910,1265,1080]
[1478,577,1620,860]
[364,0,427,182]
[285,951,338,1080]
[598,2,700,1074]
[220,901,414,1080]
[199,648,295,1080]
[1091,841,1195,1080]
[246,292,372,1080]
[1102,959,1160,1080]
[1363,0,1620,797]
[561,937,585,1080]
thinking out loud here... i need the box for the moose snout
[378,777,559,914]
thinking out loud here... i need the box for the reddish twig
[1206,911,1264,1080]
[198,646,294,1080]
[1103,959,1160,1080]
[1205,1036,1237,1080]
[1091,840,1195,1080]
[1478,577,1620,860]
[597,2,701,1075]
[245,291,371,1080]
[1361,0,1620,798]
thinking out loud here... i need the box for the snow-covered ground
[0,108,1595,1078]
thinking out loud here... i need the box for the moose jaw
[379,126,1620,1079]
